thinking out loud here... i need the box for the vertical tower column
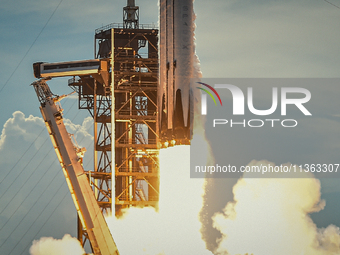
[111,28,116,215]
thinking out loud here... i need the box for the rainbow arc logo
[196,82,223,106]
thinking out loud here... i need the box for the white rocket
[159,0,194,146]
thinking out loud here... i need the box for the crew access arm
[31,78,119,255]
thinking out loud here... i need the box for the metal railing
[68,77,80,85]
[116,139,157,145]
[117,195,158,201]
[116,109,156,116]
[117,167,154,173]
[95,23,158,34]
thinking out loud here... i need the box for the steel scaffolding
[69,23,159,248]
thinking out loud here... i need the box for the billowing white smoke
[29,234,85,255]
[106,145,212,255]
[212,160,340,255]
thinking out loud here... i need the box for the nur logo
[197,82,312,117]
[196,82,223,115]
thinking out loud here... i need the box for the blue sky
[1,0,340,254]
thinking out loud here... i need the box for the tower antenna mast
[123,0,139,29]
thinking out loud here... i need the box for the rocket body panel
[159,0,194,145]
[167,0,174,131]
[174,0,193,128]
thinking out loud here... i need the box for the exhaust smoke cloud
[106,145,212,255]
[212,160,340,255]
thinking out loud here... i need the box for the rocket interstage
[159,0,194,147]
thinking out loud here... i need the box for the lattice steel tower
[68,0,159,247]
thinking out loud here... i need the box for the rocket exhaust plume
[106,145,213,255]
[211,160,340,255]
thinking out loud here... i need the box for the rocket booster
[159,0,194,146]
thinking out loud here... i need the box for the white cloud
[0,111,45,164]
[64,116,93,145]
[0,111,93,254]
[29,234,85,255]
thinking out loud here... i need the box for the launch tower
[32,0,195,252]
[68,0,159,247]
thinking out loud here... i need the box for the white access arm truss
[31,78,119,255]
